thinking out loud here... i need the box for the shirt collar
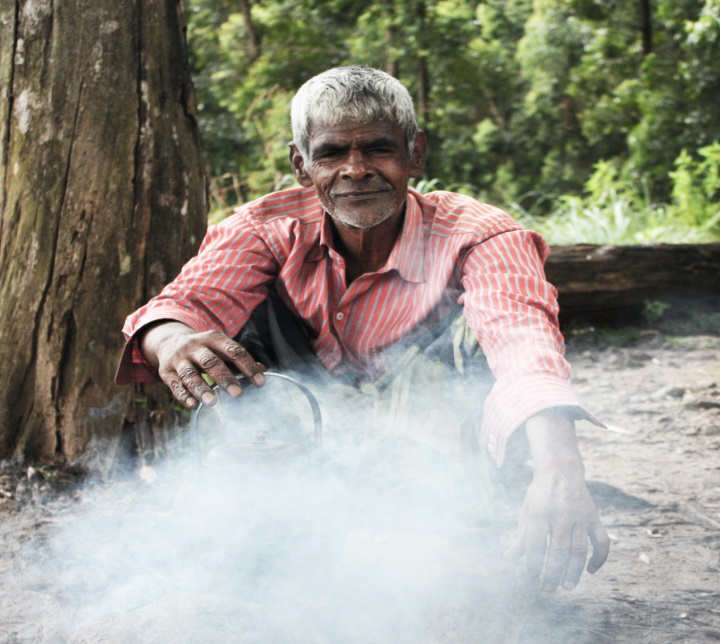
[310,189,427,284]
[383,189,426,283]
[317,210,335,258]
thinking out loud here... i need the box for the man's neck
[331,209,405,285]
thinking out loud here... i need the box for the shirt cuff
[480,372,603,466]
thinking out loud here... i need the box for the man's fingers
[587,520,611,573]
[168,379,197,408]
[561,525,589,590]
[163,366,205,408]
[539,523,573,592]
[219,337,265,385]
[150,327,264,404]
[524,518,549,580]
[193,349,245,397]
[176,363,218,406]
[183,331,264,392]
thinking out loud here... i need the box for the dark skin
[290,120,426,283]
[138,118,609,592]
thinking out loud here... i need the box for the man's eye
[316,149,342,160]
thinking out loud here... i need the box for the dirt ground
[538,328,720,643]
[1,325,719,643]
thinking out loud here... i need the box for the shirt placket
[328,252,382,373]
[321,248,357,372]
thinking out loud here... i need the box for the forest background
[186,0,720,244]
[1,0,718,462]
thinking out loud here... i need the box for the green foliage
[660,308,720,335]
[186,0,720,240]
[670,143,720,227]
[512,145,720,244]
[643,300,672,325]
[187,0,350,199]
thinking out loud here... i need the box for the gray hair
[291,66,419,159]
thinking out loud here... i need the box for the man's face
[290,120,426,230]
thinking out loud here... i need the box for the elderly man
[117,66,609,592]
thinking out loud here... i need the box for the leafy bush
[511,144,720,245]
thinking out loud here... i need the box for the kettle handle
[242,372,323,447]
[190,372,323,456]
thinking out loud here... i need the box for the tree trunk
[0,0,207,462]
[546,243,720,326]
[238,0,261,63]
[640,0,653,57]
[382,0,398,78]
[415,0,429,125]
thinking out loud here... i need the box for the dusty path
[1,330,719,643]
[532,331,720,643]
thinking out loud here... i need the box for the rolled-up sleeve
[460,228,599,465]
[116,210,279,384]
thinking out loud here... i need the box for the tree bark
[546,243,720,326]
[640,0,653,57]
[0,0,207,462]
[238,0,261,63]
[382,0,398,78]
[415,0,429,125]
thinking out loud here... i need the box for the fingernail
[201,392,216,405]
[227,384,242,397]
[542,584,556,593]
[186,397,198,408]
[562,581,576,590]
[252,373,265,386]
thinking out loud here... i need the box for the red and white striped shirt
[117,186,592,464]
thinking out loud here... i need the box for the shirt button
[335,312,345,321]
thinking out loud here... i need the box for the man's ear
[409,130,427,179]
[289,143,313,187]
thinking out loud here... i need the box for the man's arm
[457,224,608,588]
[139,321,266,408]
[116,203,282,386]
[506,409,610,591]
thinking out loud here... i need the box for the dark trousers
[235,292,491,388]
[234,294,529,516]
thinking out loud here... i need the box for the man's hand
[505,409,610,592]
[139,321,266,408]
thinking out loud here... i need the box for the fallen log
[545,243,720,327]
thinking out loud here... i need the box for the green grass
[511,193,720,245]
[509,149,720,245]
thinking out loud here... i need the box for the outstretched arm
[506,409,610,591]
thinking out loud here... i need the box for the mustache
[331,182,392,197]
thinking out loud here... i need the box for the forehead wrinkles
[308,120,404,150]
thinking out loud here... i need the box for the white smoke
[11,372,533,643]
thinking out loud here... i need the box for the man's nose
[341,151,374,180]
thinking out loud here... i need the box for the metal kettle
[190,372,323,476]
